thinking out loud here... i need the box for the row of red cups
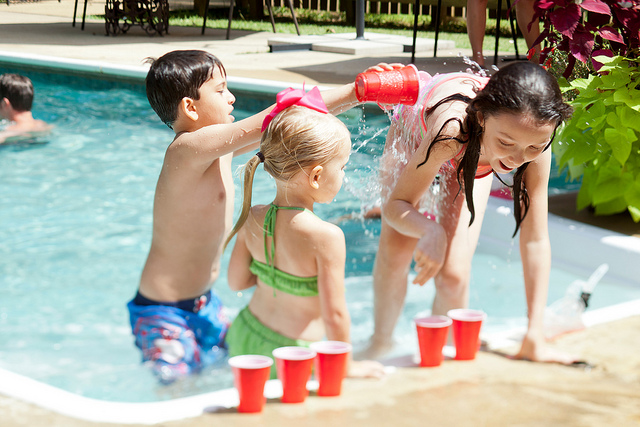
[415,309,487,367]
[228,341,351,413]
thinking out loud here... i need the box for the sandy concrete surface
[1,2,639,426]
[1,316,639,427]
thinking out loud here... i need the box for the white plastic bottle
[544,264,609,340]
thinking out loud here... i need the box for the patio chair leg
[433,0,442,58]
[506,0,520,59]
[226,0,235,39]
[411,0,420,64]
[81,0,88,30]
[72,0,78,27]
[265,1,277,33]
[202,0,211,35]
[285,0,301,36]
[493,0,502,65]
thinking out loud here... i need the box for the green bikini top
[249,204,319,297]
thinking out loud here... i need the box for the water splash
[353,125,388,153]
[460,55,500,77]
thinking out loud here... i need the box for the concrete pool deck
[1,2,639,426]
[2,316,640,427]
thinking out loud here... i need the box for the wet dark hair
[0,73,34,112]
[145,50,226,129]
[418,61,573,236]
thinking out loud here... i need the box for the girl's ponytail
[223,153,262,251]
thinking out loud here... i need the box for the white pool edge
[0,50,331,94]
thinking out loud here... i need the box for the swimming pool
[1,55,639,413]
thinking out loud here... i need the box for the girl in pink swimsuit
[365,62,578,366]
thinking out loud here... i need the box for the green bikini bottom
[226,307,312,378]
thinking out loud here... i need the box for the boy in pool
[128,49,381,383]
[0,73,51,144]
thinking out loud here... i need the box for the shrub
[554,55,640,220]
[533,0,639,78]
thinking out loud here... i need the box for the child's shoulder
[304,215,346,261]
[300,212,345,242]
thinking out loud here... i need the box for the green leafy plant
[554,55,640,220]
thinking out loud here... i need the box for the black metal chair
[201,0,301,39]
[410,0,520,65]
[72,0,89,30]
[104,0,170,35]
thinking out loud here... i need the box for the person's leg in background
[515,0,541,62]
[466,0,489,67]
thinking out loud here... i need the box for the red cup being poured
[355,64,420,106]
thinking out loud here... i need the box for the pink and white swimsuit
[393,71,493,179]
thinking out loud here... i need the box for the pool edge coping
[0,50,330,95]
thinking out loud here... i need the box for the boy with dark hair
[0,73,51,144]
[128,49,373,383]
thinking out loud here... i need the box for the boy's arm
[179,75,386,166]
[230,84,359,158]
[234,140,261,157]
[175,105,273,169]
[320,83,359,116]
[0,129,22,144]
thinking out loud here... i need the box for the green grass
[183,7,527,54]
[94,8,528,55]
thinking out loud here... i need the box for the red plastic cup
[447,309,487,361]
[309,341,352,397]
[355,64,420,105]
[415,315,452,367]
[228,355,273,413]
[272,346,317,403]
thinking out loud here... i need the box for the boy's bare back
[138,147,235,301]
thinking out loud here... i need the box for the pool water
[0,66,632,403]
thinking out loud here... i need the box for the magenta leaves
[534,0,639,78]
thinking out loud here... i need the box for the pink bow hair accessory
[261,85,329,132]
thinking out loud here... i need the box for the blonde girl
[224,91,384,379]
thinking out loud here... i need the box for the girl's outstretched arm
[516,149,577,364]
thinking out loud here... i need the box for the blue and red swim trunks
[127,289,230,384]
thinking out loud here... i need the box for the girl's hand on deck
[412,223,447,285]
